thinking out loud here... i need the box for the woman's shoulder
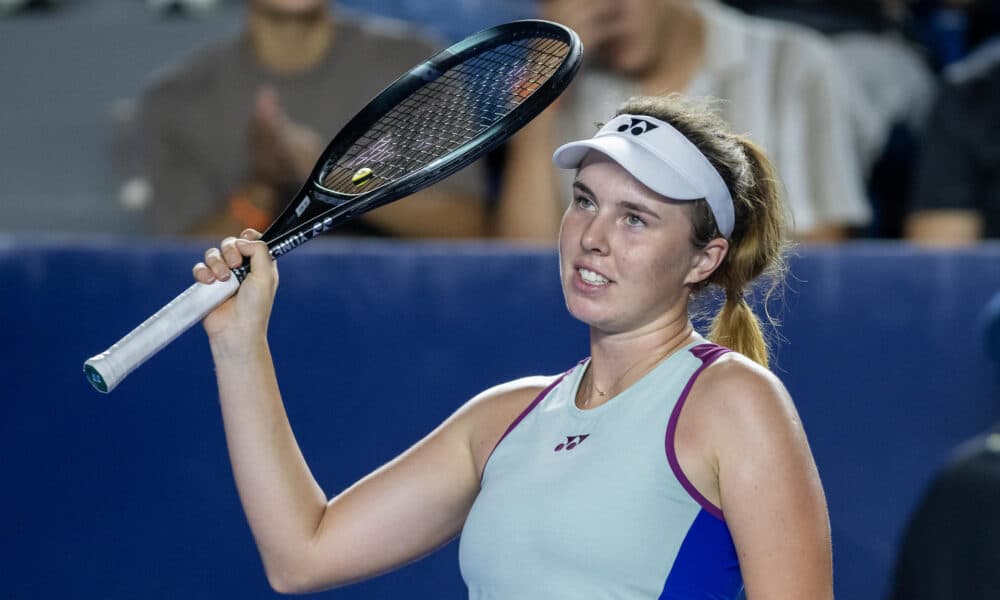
[679,351,812,490]
[479,374,562,397]
[701,350,785,390]
[462,374,562,425]
[457,374,564,475]
[689,350,798,435]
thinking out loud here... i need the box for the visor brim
[552,136,705,202]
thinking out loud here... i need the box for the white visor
[552,114,735,238]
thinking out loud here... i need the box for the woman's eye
[575,196,596,210]
[625,214,645,227]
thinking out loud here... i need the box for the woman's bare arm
[700,356,833,599]
[197,235,541,592]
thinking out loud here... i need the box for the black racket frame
[235,19,581,278]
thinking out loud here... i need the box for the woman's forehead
[576,152,677,207]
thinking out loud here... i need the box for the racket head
[261,19,582,246]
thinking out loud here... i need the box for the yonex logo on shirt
[554,434,589,452]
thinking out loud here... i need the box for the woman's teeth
[579,268,609,285]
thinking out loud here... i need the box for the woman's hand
[193,228,278,348]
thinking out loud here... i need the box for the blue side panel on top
[660,509,743,600]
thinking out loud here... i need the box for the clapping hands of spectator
[249,85,325,188]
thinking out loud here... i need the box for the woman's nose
[580,212,611,255]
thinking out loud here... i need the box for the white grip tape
[83,276,240,393]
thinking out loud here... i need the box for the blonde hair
[616,94,790,367]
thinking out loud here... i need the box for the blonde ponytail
[704,137,788,367]
[710,292,769,367]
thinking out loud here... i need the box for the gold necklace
[583,348,672,407]
[581,330,697,408]
[590,359,643,398]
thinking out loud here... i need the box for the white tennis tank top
[459,340,743,599]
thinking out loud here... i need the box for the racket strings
[321,36,570,194]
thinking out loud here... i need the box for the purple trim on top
[479,369,571,484]
[665,343,732,521]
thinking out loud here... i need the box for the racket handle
[83,277,241,393]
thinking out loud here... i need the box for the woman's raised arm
[195,233,541,593]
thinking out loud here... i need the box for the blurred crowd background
[1,0,998,245]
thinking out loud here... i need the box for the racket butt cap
[83,360,110,393]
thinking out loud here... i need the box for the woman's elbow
[264,561,327,595]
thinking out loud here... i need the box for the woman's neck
[247,5,334,74]
[580,317,699,409]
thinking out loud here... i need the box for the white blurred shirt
[559,0,877,235]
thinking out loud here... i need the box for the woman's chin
[566,303,620,333]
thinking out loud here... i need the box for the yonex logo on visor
[552,114,735,238]
[618,117,659,136]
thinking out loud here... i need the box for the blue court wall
[3,237,999,600]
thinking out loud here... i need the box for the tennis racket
[83,19,582,393]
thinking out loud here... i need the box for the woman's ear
[684,237,729,286]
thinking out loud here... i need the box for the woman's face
[558,152,708,335]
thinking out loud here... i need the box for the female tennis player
[194,94,832,599]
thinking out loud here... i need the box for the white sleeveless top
[459,341,743,599]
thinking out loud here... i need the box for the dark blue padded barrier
[3,237,999,600]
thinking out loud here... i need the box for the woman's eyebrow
[574,180,662,220]
[572,180,596,197]
[619,201,662,220]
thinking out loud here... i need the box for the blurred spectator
[498,0,880,242]
[829,2,937,238]
[964,0,1000,56]
[725,1,986,69]
[904,27,1000,243]
[726,0,886,33]
[138,0,494,238]
[909,0,977,70]
[726,1,939,239]
[887,291,1000,599]
[889,424,1000,598]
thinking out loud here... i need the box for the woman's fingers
[195,231,267,285]
[203,247,231,281]
[220,236,244,270]
[237,239,276,285]
[193,261,214,284]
